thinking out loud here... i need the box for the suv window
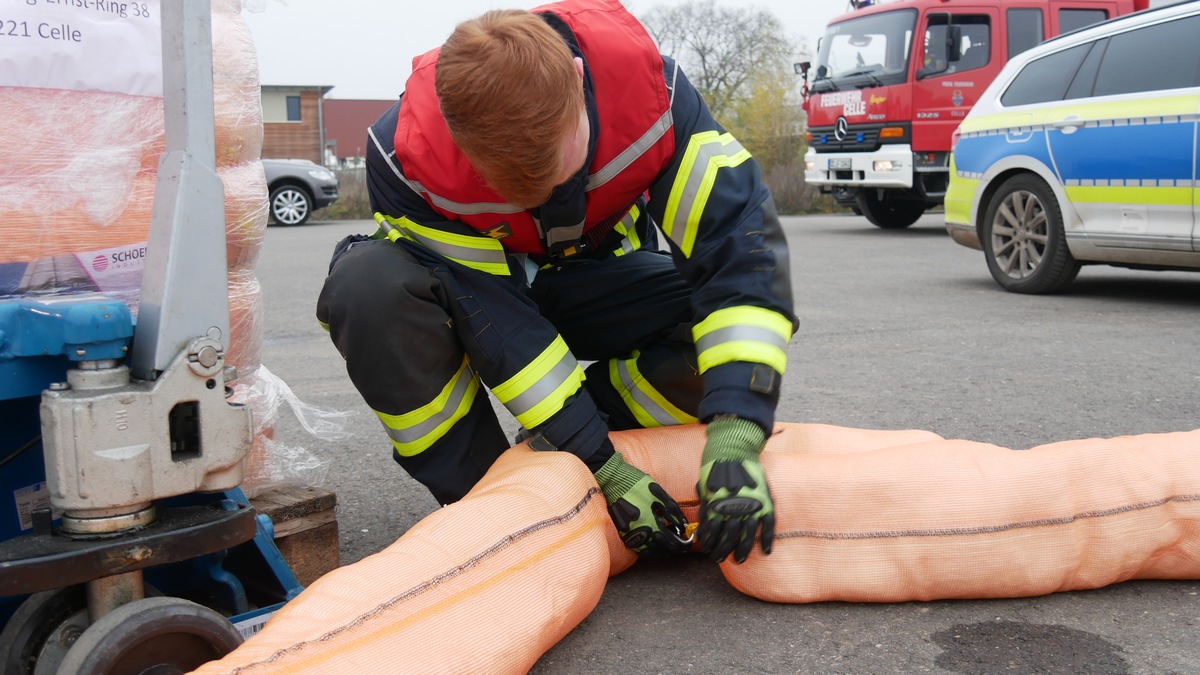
[1059,9,1108,34]
[1000,43,1090,106]
[1091,15,1200,96]
[1007,9,1044,60]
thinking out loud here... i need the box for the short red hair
[436,10,584,208]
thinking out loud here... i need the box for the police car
[944,0,1200,293]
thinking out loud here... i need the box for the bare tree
[638,0,794,121]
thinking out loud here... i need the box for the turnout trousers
[316,236,703,505]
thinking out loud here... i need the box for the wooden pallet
[249,484,340,587]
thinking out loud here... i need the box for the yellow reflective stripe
[1036,94,1198,122]
[609,352,697,428]
[957,111,1037,135]
[612,204,642,257]
[374,212,510,276]
[662,131,752,257]
[961,95,1197,136]
[1063,185,1193,206]
[693,306,792,374]
[374,356,480,457]
[492,336,585,429]
[945,153,978,226]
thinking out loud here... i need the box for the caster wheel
[55,596,242,675]
[0,586,89,675]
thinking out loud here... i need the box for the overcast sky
[242,0,855,100]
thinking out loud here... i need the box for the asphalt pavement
[256,213,1199,674]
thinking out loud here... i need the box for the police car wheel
[981,174,1079,295]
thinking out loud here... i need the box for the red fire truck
[800,0,1150,229]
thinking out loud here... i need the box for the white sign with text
[0,0,162,96]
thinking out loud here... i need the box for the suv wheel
[856,189,925,229]
[981,174,1080,294]
[269,185,312,226]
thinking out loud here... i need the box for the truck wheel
[856,189,926,229]
[981,174,1080,294]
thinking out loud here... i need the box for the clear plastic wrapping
[229,365,351,497]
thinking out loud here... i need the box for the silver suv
[262,158,340,226]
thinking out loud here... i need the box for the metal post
[131,0,232,381]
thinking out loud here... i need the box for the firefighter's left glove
[594,452,689,559]
[696,416,774,564]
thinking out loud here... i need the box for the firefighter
[317,0,796,564]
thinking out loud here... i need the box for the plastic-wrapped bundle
[212,0,266,168]
[0,0,262,266]
[0,0,326,492]
[191,447,611,675]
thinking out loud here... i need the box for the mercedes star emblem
[834,116,849,141]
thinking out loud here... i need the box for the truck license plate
[829,158,851,170]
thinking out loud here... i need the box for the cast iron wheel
[981,174,1080,294]
[54,597,242,675]
[0,586,88,675]
[856,188,926,229]
[269,184,312,226]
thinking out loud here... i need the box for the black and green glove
[594,451,689,559]
[696,416,774,563]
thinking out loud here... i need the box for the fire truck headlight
[873,160,896,172]
[806,161,815,172]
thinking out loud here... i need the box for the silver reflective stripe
[588,108,674,190]
[616,210,638,255]
[380,364,476,446]
[400,226,509,267]
[668,61,679,105]
[667,136,746,250]
[544,221,586,247]
[503,352,580,420]
[369,126,524,216]
[614,359,680,427]
[695,324,789,355]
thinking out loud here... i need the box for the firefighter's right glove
[696,416,774,564]
[593,452,689,559]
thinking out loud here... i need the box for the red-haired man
[318,0,796,563]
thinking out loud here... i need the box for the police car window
[1007,9,1044,60]
[1059,9,1108,34]
[1092,15,1200,97]
[1000,43,1090,106]
[1065,39,1106,100]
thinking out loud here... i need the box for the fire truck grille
[809,125,883,153]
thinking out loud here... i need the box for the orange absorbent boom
[192,448,611,674]
[194,424,1200,673]
[615,424,1200,602]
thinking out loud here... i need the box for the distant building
[323,99,397,167]
[260,84,333,164]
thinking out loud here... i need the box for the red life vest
[393,0,675,255]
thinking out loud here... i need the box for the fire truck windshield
[811,8,917,93]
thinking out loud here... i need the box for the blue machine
[0,296,303,672]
